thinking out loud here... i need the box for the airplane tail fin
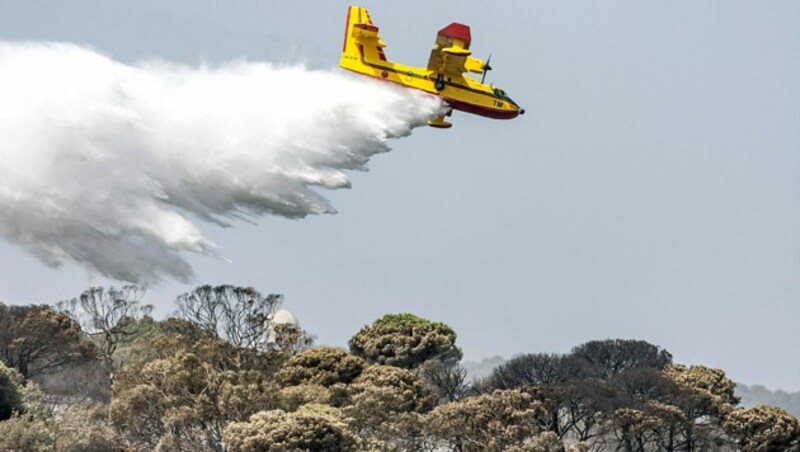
[340,6,388,69]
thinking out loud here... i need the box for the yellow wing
[426,22,488,78]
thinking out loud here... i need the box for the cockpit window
[493,88,517,106]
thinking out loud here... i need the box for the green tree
[349,313,462,369]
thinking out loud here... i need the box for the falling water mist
[0,42,444,283]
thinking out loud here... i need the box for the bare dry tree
[420,359,468,403]
[175,285,282,349]
[57,286,153,366]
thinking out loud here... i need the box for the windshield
[493,88,517,106]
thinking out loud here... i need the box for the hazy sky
[1,1,798,390]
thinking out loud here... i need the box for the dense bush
[724,405,800,451]
[424,388,548,451]
[224,409,358,452]
[277,346,365,387]
[349,313,462,369]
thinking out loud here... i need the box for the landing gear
[434,74,445,91]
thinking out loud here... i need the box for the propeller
[481,53,493,84]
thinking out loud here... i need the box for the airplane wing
[426,23,488,78]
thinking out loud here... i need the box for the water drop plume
[0,42,444,283]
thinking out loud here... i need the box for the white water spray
[0,42,443,283]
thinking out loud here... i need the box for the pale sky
[0,1,798,390]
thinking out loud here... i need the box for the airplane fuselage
[341,47,522,120]
[339,6,523,128]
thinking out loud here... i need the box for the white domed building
[264,308,299,345]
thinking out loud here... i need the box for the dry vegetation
[1,285,798,451]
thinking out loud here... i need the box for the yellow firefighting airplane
[339,5,524,129]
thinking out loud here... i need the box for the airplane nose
[519,108,525,115]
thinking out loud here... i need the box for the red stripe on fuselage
[445,98,519,119]
[342,7,352,52]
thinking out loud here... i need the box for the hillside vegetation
[1,285,798,451]
[464,359,800,420]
